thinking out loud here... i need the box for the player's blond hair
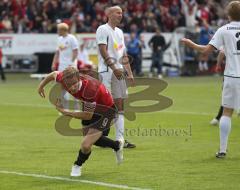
[62,67,79,82]
[227,1,240,21]
[57,23,69,31]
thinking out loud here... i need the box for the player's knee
[223,107,234,117]
[81,142,92,153]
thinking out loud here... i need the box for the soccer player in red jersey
[38,67,124,176]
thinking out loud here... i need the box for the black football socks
[74,149,91,166]
[94,136,120,151]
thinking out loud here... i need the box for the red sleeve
[55,71,63,82]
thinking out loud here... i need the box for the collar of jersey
[230,21,240,25]
[61,34,69,38]
[106,23,115,31]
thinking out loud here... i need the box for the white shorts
[100,72,128,99]
[222,76,240,110]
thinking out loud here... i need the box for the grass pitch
[1,74,240,190]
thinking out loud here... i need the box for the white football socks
[219,116,231,153]
[115,114,124,141]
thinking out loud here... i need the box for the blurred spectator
[77,40,94,74]
[1,14,13,32]
[148,28,167,79]
[160,5,178,32]
[196,3,210,23]
[126,32,143,76]
[198,20,213,71]
[181,0,198,28]
[77,40,92,66]
[129,23,145,76]
[0,0,228,34]
[0,47,6,81]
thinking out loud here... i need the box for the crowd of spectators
[0,0,230,34]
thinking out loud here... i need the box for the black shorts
[82,105,117,135]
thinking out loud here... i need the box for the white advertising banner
[0,34,57,54]
[0,33,183,65]
[0,34,97,55]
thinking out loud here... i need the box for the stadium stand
[0,0,231,76]
[0,0,229,34]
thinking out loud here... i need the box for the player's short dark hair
[227,1,240,21]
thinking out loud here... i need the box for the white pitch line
[0,170,151,190]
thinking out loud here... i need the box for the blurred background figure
[0,47,6,82]
[0,0,228,34]
[77,40,94,75]
[126,32,143,77]
[77,40,93,66]
[198,20,213,72]
[181,0,198,28]
[148,28,167,79]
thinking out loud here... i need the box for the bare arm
[122,52,134,78]
[216,50,225,72]
[217,50,225,66]
[98,44,117,70]
[51,50,59,71]
[181,38,215,55]
[72,49,78,62]
[55,99,93,120]
[37,71,58,98]
[98,44,123,79]
[123,61,133,78]
[57,108,93,120]
[123,54,135,86]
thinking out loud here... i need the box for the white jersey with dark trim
[96,23,126,73]
[209,21,240,77]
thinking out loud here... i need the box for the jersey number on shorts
[102,118,109,127]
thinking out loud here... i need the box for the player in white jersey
[51,23,79,110]
[96,6,136,148]
[181,1,240,158]
[52,23,79,71]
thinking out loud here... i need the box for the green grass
[1,74,240,190]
